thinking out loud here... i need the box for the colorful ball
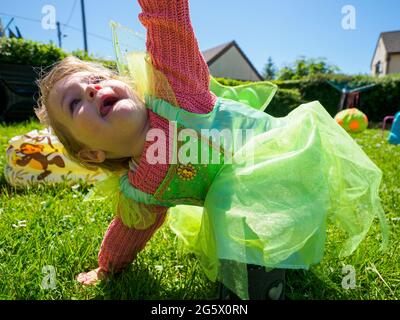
[334,108,368,133]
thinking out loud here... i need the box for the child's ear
[77,150,106,163]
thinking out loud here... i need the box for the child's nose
[87,85,102,99]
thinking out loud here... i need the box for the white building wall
[208,46,260,81]
[371,37,388,76]
[388,53,400,74]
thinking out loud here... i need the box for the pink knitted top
[129,0,217,196]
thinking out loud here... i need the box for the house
[202,41,263,82]
[371,30,400,76]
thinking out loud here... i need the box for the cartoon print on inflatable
[4,128,107,187]
[14,142,66,181]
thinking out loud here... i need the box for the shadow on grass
[97,267,163,300]
[0,174,8,188]
[0,176,51,197]
[0,174,27,197]
[286,269,344,300]
[0,171,92,198]
[97,267,342,300]
[96,265,217,300]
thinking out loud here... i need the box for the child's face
[48,71,149,160]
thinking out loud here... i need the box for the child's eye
[69,99,81,113]
[88,75,105,84]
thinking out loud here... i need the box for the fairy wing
[110,21,277,112]
[110,21,178,106]
[209,77,278,112]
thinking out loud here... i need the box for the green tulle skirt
[167,100,388,299]
[105,23,389,299]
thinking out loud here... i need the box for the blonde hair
[35,56,134,173]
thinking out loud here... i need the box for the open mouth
[100,96,119,118]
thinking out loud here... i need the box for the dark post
[56,21,62,48]
[80,0,88,53]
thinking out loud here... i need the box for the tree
[262,56,276,80]
[277,56,340,80]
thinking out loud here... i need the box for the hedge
[293,74,400,122]
[0,37,116,69]
[216,74,400,122]
[267,88,304,117]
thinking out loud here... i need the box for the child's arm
[77,211,167,285]
[138,0,217,114]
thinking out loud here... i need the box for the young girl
[35,0,388,300]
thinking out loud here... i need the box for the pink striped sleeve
[98,210,167,273]
[138,0,217,114]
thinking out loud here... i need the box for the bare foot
[76,268,109,286]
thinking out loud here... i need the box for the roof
[381,30,400,53]
[371,30,400,68]
[202,41,263,81]
[202,41,233,63]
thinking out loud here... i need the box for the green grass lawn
[0,119,399,300]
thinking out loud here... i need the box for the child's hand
[76,267,109,286]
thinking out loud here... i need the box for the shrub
[215,74,400,122]
[266,88,304,117]
[291,74,400,121]
[214,77,251,87]
[0,37,116,69]
[0,37,66,66]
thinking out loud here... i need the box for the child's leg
[218,265,286,300]
[246,265,286,300]
[218,259,286,300]
[77,210,167,285]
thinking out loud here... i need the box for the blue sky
[1,0,400,75]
